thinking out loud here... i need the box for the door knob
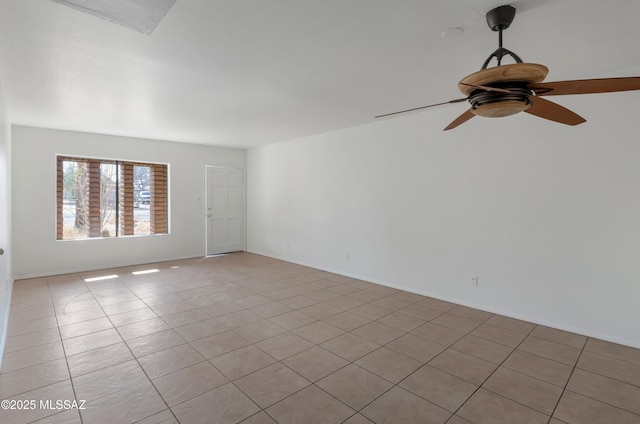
[0,248,4,255]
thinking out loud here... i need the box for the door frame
[204,164,246,256]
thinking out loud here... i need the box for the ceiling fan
[375,4,640,130]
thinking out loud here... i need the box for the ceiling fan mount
[375,4,640,130]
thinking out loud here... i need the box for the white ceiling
[1,0,639,148]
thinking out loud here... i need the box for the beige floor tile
[519,335,582,366]
[469,323,528,348]
[216,310,264,329]
[298,302,342,319]
[255,332,314,360]
[266,385,354,424]
[101,299,148,315]
[54,299,101,315]
[355,347,422,383]
[484,367,563,415]
[282,346,349,382]
[530,325,588,349]
[268,310,317,330]
[584,338,640,365]
[417,297,457,312]
[108,307,158,326]
[399,304,444,321]
[317,364,393,410]
[150,300,196,317]
[321,333,379,362]
[198,300,244,318]
[376,311,425,332]
[4,327,61,353]
[67,341,134,377]
[351,321,405,345]
[59,317,113,340]
[33,408,82,424]
[234,320,286,343]
[370,295,414,311]
[210,345,276,380]
[80,381,166,424]
[502,350,573,387]
[6,316,58,338]
[452,334,514,364]
[553,390,640,424]
[567,368,640,415]
[293,321,344,344]
[1,341,66,373]
[457,388,549,424]
[411,322,466,346]
[361,386,451,424]
[348,289,386,303]
[73,359,148,402]
[234,363,310,408]
[322,311,371,331]
[4,254,640,424]
[449,305,494,322]
[0,380,76,424]
[153,361,228,406]
[161,308,210,328]
[56,307,106,327]
[135,409,179,424]
[431,312,483,333]
[446,416,473,424]
[429,348,497,385]
[325,295,366,310]
[249,301,294,318]
[279,294,319,309]
[400,365,477,412]
[343,414,375,424]
[233,294,272,308]
[190,330,250,359]
[485,315,536,334]
[138,344,205,379]
[386,333,446,362]
[350,303,393,320]
[116,317,171,341]
[0,358,69,398]
[240,411,277,424]
[62,328,123,356]
[578,350,640,386]
[173,318,229,342]
[126,329,186,358]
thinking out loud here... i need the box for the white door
[206,166,245,255]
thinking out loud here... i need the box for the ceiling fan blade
[525,96,586,126]
[459,82,511,93]
[375,98,467,119]
[529,76,640,96]
[444,109,475,131]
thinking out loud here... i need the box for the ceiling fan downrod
[481,5,523,69]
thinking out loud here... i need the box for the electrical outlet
[471,276,478,287]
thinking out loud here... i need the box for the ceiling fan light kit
[375,4,640,130]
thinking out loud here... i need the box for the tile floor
[1,253,639,424]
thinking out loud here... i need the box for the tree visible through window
[57,156,168,240]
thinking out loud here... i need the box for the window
[57,156,168,240]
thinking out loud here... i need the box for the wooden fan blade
[375,98,467,118]
[459,83,511,93]
[525,96,586,126]
[444,109,475,131]
[529,76,640,96]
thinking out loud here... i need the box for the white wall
[0,71,12,369]
[247,93,640,348]
[12,126,245,278]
